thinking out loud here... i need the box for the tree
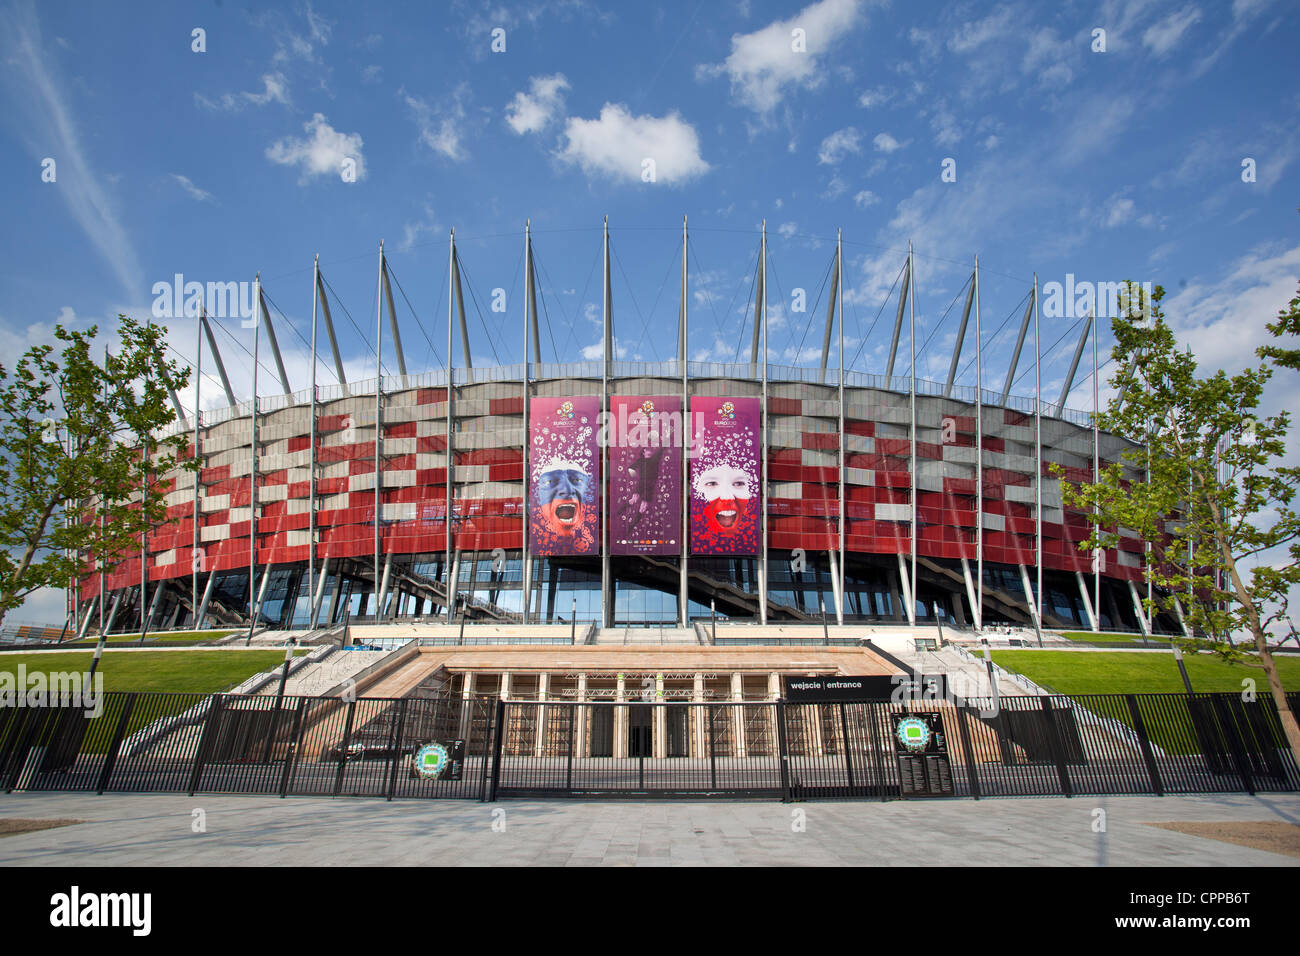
[0,316,193,632]
[1053,281,1300,767]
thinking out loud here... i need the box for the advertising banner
[608,396,683,555]
[689,396,760,556]
[528,395,600,555]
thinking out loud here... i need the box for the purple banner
[529,396,600,555]
[689,396,760,556]
[608,396,683,555]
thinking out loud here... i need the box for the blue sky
[2,0,1298,623]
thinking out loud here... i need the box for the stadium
[71,221,1182,646]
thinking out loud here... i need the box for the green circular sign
[414,742,450,779]
[895,717,931,753]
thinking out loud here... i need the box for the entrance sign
[891,712,954,797]
[529,396,600,555]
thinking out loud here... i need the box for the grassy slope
[990,649,1300,695]
[0,650,304,694]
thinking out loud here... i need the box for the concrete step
[594,627,699,645]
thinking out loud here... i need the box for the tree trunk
[1221,545,1300,769]
[0,501,57,631]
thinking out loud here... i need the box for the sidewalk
[1,792,1297,866]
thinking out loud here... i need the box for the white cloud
[853,189,879,208]
[778,221,798,239]
[1102,196,1136,228]
[196,73,291,112]
[0,3,143,295]
[505,73,570,135]
[873,131,904,152]
[699,0,867,113]
[404,84,471,161]
[171,174,213,202]
[929,104,960,147]
[399,203,439,252]
[556,104,710,184]
[265,113,366,183]
[947,4,1016,53]
[817,126,861,164]
[361,64,383,85]
[857,85,893,108]
[822,175,848,199]
[1142,4,1203,57]
[1166,242,1300,388]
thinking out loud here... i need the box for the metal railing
[4,690,1295,802]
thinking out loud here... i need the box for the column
[534,671,549,758]
[575,672,588,759]
[499,671,511,754]
[614,673,627,759]
[458,671,475,742]
[654,672,666,759]
[767,671,780,758]
[693,672,705,759]
[731,672,747,759]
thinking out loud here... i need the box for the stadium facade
[71,222,1181,640]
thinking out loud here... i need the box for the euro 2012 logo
[639,400,655,416]
[556,401,574,419]
[718,401,735,419]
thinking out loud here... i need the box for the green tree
[0,316,193,631]
[1054,282,1300,766]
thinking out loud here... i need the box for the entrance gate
[3,691,1298,802]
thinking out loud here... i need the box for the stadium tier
[71,228,1181,639]
[72,361,1181,637]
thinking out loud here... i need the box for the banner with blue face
[529,396,600,555]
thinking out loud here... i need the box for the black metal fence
[2,690,1297,802]
[0,692,497,801]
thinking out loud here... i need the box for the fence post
[566,703,575,794]
[95,693,137,795]
[1125,694,1164,796]
[188,694,225,796]
[838,702,856,795]
[871,702,890,802]
[1039,697,1073,797]
[488,697,506,801]
[332,701,358,797]
[278,697,308,798]
[385,698,409,802]
[1,709,37,793]
[708,704,717,791]
[776,701,791,803]
[953,703,981,800]
[1212,694,1255,795]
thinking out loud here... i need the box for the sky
[1,0,1298,626]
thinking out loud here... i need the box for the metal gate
[3,691,1298,802]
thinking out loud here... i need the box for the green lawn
[0,649,304,695]
[1058,630,1156,646]
[990,649,1300,696]
[54,630,237,648]
[990,650,1300,755]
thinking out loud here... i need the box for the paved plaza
[0,791,1297,866]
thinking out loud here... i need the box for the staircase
[593,626,702,645]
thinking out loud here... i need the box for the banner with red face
[529,396,600,555]
[689,396,760,555]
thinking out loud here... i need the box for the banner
[528,396,600,555]
[608,396,682,555]
[689,396,760,555]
